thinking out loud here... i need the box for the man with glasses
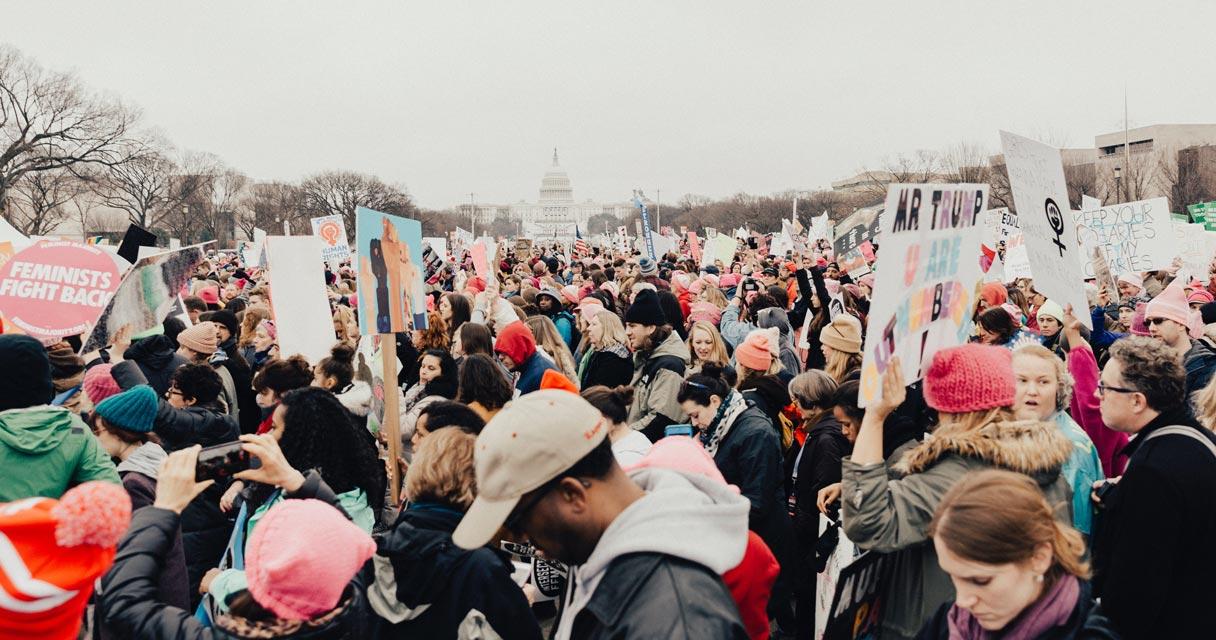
[1144,279,1216,394]
[1091,336,1216,638]
[453,390,750,639]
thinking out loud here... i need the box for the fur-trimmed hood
[894,418,1073,484]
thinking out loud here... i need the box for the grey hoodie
[554,467,750,640]
[117,441,167,478]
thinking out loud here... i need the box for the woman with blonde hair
[576,309,633,389]
[842,345,1074,639]
[917,469,1109,638]
[687,320,730,376]
[332,304,359,346]
[525,315,579,384]
[819,313,863,383]
[237,305,271,365]
[699,284,730,310]
[370,428,544,639]
[1011,343,1104,537]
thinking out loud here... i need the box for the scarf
[947,574,1080,640]
[699,390,749,457]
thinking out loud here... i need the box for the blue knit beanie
[95,385,158,433]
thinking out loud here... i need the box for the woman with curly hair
[201,386,386,613]
[412,311,450,352]
[236,305,271,368]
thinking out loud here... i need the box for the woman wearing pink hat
[840,346,1074,639]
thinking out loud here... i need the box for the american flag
[574,225,589,256]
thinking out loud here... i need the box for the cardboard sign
[310,214,351,262]
[266,236,336,364]
[1074,197,1174,278]
[1173,222,1210,282]
[999,131,1091,328]
[824,551,894,640]
[355,207,427,335]
[858,184,988,407]
[0,241,121,340]
[82,245,207,353]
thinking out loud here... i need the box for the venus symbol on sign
[1044,198,1066,257]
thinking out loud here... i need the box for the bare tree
[856,149,944,200]
[92,141,179,229]
[299,170,417,237]
[157,152,221,243]
[1168,146,1215,212]
[941,142,991,184]
[0,45,137,222]
[6,168,80,235]
[239,181,304,239]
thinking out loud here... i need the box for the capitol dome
[539,148,574,203]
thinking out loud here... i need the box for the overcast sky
[7,1,1215,209]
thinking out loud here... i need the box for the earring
[1034,574,1044,583]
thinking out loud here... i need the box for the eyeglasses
[1096,383,1139,397]
[165,388,183,399]
[1147,317,1170,326]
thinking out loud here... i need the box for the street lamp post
[1113,166,1123,204]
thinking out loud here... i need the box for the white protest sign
[810,212,831,243]
[999,131,1091,328]
[858,184,989,407]
[310,214,351,262]
[1173,222,1209,282]
[265,236,335,364]
[1081,194,1102,212]
[422,237,448,258]
[1003,232,1033,280]
[1074,197,1174,278]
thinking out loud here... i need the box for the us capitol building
[457,149,641,238]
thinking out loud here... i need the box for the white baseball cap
[452,389,609,549]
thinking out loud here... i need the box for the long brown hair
[238,305,271,348]
[929,469,1089,585]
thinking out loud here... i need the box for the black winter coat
[112,360,239,451]
[217,338,259,434]
[1092,408,1216,638]
[364,503,542,640]
[791,415,848,551]
[100,474,370,640]
[915,580,1119,639]
[712,404,793,573]
[123,335,189,397]
[579,348,634,390]
[566,552,748,639]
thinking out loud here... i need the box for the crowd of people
[2,235,1215,640]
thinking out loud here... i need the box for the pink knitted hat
[624,436,730,488]
[688,301,723,326]
[1145,280,1191,327]
[83,363,122,405]
[245,499,375,621]
[923,344,1015,413]
[735,327,778,371]
[1130,303,1150,336]
[561,284,580,305]
[718,274,739,288]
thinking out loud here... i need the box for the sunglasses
[1147,317,1171,326]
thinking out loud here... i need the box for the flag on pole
[574,225,589,257]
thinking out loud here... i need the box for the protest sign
[422,236,448,258]
[858,184,988,407]
[704,234,737,267]
[1091,245,1120,304]
[814,519,857,640]
[265,236,335,365]
[471,239,491,280]
[833,204,883,258]
[1003,232,1033,280]
[355,207,427,336]
[0,242,12,269]
[82,245,207,353]
[0,217,29,250]
[310,214,351,262]
[999,131,1091,328]
[1172,222,1209,282]
[688,232,702,264]
[1074,197,1174,278]
[810,211,831,243]
[1082,194,1102,212]
[837,247,870,277]
[452,227,474,257]
[116,224,158,264]
[823,551,893,640]
[0,241,121,341]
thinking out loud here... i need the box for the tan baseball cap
[452,389,609,549]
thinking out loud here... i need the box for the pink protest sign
[471,240,490,280]
[0,241,121,339]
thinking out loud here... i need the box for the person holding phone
[98,438,376,639]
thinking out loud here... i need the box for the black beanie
[1201,301,1216,326]
[624,289,667,326]
[0,335,54,411]
[209,310,240,339]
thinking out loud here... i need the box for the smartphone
[195,441,251,482]
[664,423,694,438]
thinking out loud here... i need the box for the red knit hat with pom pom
[0,482,131,638]
[923,344,1015,413]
